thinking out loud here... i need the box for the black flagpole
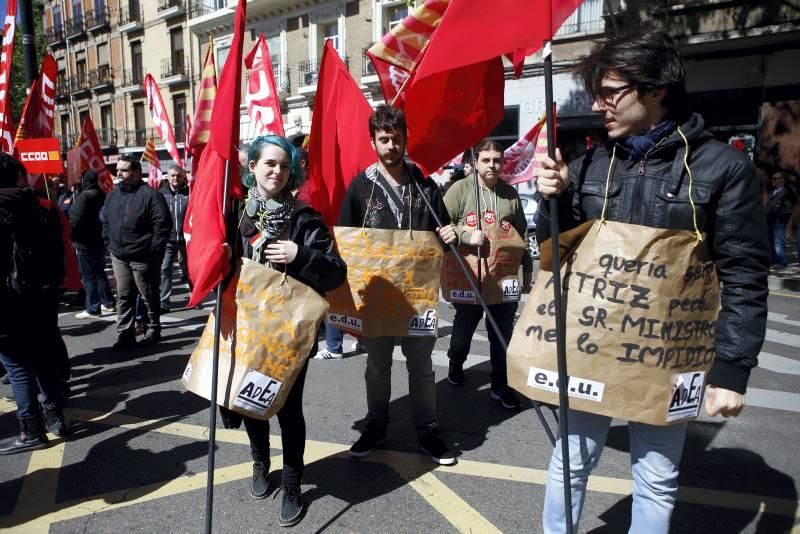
[205,159,231,534]
[411,178,556,445]
[543,32,575,534]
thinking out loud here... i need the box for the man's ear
[646,87,668,107]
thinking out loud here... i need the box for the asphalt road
[1,262,799,533]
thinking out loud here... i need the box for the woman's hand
[437,224,458,245]
[265,240,299,264]
[537,148,570,199]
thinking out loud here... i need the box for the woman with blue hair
[219,134,346,527]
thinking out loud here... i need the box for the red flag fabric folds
[0,0,18,152]
[298,41,374,227]
[77,118,114,192]
[145,74,183,167]
[184,0,246,308]
[14,55,58,144]
[244,34,285,137]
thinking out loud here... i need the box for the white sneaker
[75,311,102,320]
[101,305,116,314]
[349,340,363,353]
[313,349,343,360]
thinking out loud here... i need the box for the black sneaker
[278,485,304,527]
[111,335,137,352]
[140,330,161,347]
[43,408,69,437]
[447,361,465,385]
[349,425,386,458]
[418,428,456,466]
[250,460,270,499]
[0,417,49,455]
[491,386,522,410]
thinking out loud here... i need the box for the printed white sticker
[502,279,520,302]
[233,370,284,416]
[527,367,605,403]
[450,289,477,303]
[182,363,192,382]
[408,309,437,336]
[327,313,363,332]
[666,371,705,422]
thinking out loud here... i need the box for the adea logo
[666,371,705,422]
[502,279,520,301]
[483,210,497,224]
[465,212,478,227]
[450,289,476,302]
[408,309,437,336]
[234,370,284,416]
[500,220,511,232]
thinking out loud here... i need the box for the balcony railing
[96,128,116,146]
[362,49,377,77]
[89,65,114,88]
[85,7,109,31]
[118,4,142,28]
[45,26,65,46]
[273,63,290,94]
[298,57,348,87]
[160,56,186,79]
[59,135,76,152]
[158,0,184,12]
[65,16,85,38]
[56,79,71,98]
[174,125,186,144]
[555,0,604,36]
[122,69,145,89]
[189,2,219,18]
[126,129,149,146]
[73,71,90,92]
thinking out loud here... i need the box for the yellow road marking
[407,472,501,533]
[770,290,800,300]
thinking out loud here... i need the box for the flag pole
[543,26,575,534]
[205,159,231,534]
[410,177,556,445]
[471,148,482,292]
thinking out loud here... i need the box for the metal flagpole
[205,159,231,534]
[471,148,482,291]
[543,15,575,534]
[411,178,556,445]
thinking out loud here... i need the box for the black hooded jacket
[70,170,106,250]
[159,180,190,242]
[103,179,171,262]
[538,113,770,394]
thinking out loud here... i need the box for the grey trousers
[362,335,437,432]
[111,254,162,338]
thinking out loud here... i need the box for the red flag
[141,136,162,188]
[0,0,18,152]
[367,52,411,107]
[298,41,374,227]
[184,0,246,308]
[189,38,218,177]
[77,117,114,192]
[244,34,285,138]
[404,0,582,176]
[38,198,82,291]
[13,55,58,146]
[145,74,183,167]
[501,115,550,186]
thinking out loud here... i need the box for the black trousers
[447,302,518,390]
[241,359,309,488]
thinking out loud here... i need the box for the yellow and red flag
[501,114,554,186]
[141,135,162,188]
[187,37,218,176]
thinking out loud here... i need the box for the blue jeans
[160,240,189,308]
[543,409,687,534]
[768,221,786,265]
[0,350,62,419]
[76,248,115,314]
[325,324,344,353]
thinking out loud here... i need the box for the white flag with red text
[145,74,183,167]
[501,115,549,186]
[244,34,285,138]
[0,0,18,152]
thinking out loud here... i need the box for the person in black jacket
[70,170,116,319]
[219,134,346,527]
[337,105,459,466]
[535,30,769,533]
[103,154,171,350]
[0,154,68,454]
[765,171,796,267]
[158,166,191,312]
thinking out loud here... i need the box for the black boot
[278,484,304,527]
[43,408,69,437]
[0,417,49,455]
[250,460,270,499]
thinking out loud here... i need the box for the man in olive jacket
[103,155,171,350]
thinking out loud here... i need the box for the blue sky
[0,1,6,19]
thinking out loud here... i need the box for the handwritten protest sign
[326,227,443,337]
[507,220,720,425]
[183,258,328,420]
[441,220,526,305]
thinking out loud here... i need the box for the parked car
[519,192,540,260]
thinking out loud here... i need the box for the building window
[383,3,407,34]
[133,102,146,145]
[60,114,70,139]
[217,43,230,72]
[319,21,339,55]
[72,0,83,21]
[99,105,113,145]
[131,41,143,83]
[170,28,184,74]
[489,106,520,148]
[556,0,604,36]
[53,5,62,31]
[173,95,187,142]
[97,42,109,68]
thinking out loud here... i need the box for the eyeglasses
[594,83,635,103]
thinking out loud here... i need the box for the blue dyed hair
[243,135,305,191]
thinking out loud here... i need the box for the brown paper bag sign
[182,258,329,420]
[441,219,526,305]
[507,220,720,426]
[325,227,443,337]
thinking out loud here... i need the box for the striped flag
[141,136,162,188]
[500,114,552,186]
[188,37,218,177]
[367,0,450,71]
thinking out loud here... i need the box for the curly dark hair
[369,105,406,140]
[575,29,689,120]
[0,153,27,188]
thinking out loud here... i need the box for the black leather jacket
[538,113,769,394]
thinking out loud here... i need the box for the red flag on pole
[189,38,218,177]
[501,114,552,186]
[244,34,285,138]
[13,55,58,145]
[184,0,246,308]
[367,52,411,107]
[145,74,183,167]
[141,136,162,188]
[0,0,19,152]
[77,117,114,192]
[404,0,582,176]
[298,40,374,227]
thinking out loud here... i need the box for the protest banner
[183,258,328,420]
[507,220,720,426]
[326,227,443,337]
[441,219,525,305]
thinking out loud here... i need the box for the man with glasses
[536,30,769,533]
